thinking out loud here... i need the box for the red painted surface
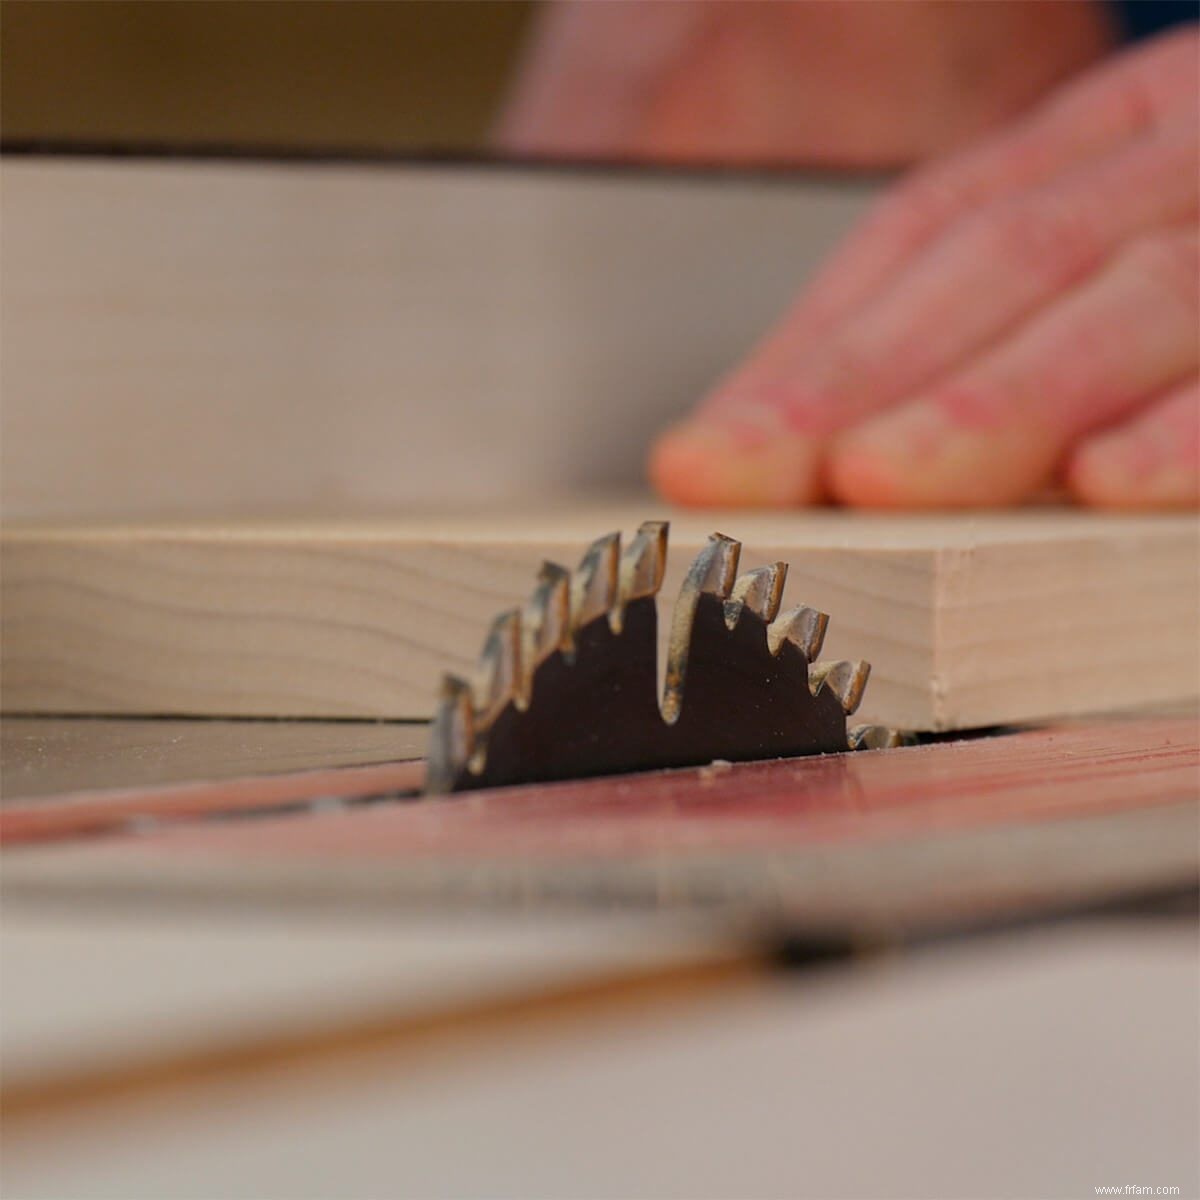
[0,759,425,845]
[10,719,1191,859]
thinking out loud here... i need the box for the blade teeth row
[767,605,829,662]
[808,659,870,715]
[572,520,672,635]
[429,522,673,786]
[724,562,787,629]
[427,521,879,791]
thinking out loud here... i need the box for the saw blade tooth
[571,531,621,634]
[618,520,669,606]
[808,659,871,714]
[848,723,906,751]
[519,561,570,708]
[768,605,829,662]
[473,608,523,728]
[425,674,476,793]
[724,562,787,629]
[662,533,743,724]
[693,532,741,599]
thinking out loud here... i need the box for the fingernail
[827,405,1055,509]
[649,417,824,508]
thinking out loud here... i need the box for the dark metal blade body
[447,594,849,791]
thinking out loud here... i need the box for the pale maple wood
[1,717,426,802]
[0,158,871,520]
[2,506,1196,730]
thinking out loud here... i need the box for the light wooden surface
[3,508,1197,729]
[0,158,872,520]
[8,921,1193,1200]
[1,717,424,801]
[0,904,728,1096]
[0,716,427,844]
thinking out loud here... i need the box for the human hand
[649,28,1199,509]
[495,0,1113,167]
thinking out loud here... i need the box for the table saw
[2,151,1197,1200]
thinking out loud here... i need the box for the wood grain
[0,158,871,519]
[2,507,1196,729]
[1,716,425,801]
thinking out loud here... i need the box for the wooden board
[0,157,872,520]
[0,717,427,843]
[0,716,425,801]
[2,507,1197,729]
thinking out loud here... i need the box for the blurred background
[2,0,1182,521]
[2,0,533,153]
[0,0,877,520]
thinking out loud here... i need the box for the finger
[827,229,1200,507]
[742,119,1199,427]
[653,119,1198,509]
[493,1,711,157]
[713,27,1197,384]
[792,26,1198,333]
[650,28,1197,510]
[1066,380,1200,509]
[648,415,825,509]
[656,31,1198,508]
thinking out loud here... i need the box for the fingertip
[826,405,1053,509]
[1065,436,1200,510]
[648,420,825,508]
[826,408,961,509]
[647,423,728,508]
[1063,436,1119,507]
[823,432,915,509]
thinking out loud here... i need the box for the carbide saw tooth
[808,659,870,714]
[768,605,829,662]
[662,533,742,724]
[571,531,621,634]
[518,562,570,709]
[693,533,741,599]
[848,724,906,751]
[425,674,475,793]
[618,520,669,606]
[473,608,522,729]
[724,562,787,629]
